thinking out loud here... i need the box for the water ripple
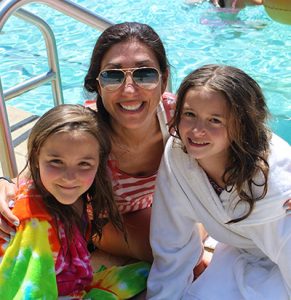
[1,0,290,142]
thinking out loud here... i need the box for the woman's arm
[94,207,153,262]
[284,199,291,213]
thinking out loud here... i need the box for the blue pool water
[1,0,290,143]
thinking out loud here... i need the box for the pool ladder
[0,0,113,177]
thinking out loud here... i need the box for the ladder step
[10,115,39,132]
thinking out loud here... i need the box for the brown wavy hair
[170,64,271,222]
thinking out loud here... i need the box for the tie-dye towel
[0,181,150,299]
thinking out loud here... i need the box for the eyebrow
[211,112,227,117]
[45,153,98,161]
[103,60,154,69]
[45,153,61,158]
[182,108,226,118]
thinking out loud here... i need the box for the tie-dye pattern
[0,180,150,299]
[87,262,151,299]
[55,219,93,296]
[0,218,58,300]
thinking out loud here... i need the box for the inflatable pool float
[264,0,291,25]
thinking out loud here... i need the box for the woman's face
[97,40,168,130]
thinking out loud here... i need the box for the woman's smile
[118,101,144,112]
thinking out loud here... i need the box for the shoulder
[251,133,291,199]
[162,91,176,107]
[266,133,291,197]
[237,134,291,225]
[268,133,291,165]
[163,136,182,161]
[162,136,200,175]
[160,92,176,123]
[14,180,52,222]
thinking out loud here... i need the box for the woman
[83,21,173,262]
[0,22,173,263]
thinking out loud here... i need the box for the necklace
[207,176,224,196]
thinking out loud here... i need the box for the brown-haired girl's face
[38,131,100,206]
[178,88,231,167]
[97,40,168,130]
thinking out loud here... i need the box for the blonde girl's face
[178,88,231,167]
[38,131,100,206]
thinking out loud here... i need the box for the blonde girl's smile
[38,131,100,205]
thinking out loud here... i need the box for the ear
[161,68,170,94]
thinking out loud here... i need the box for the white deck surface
[1,106,38,176]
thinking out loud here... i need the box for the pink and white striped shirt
[109,94,176,214]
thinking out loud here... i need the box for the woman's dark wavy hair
[21,104,123,240]
[169,64,271,222]
[84,21,169,126]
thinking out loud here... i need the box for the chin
[187,151,206,160]
[55,196,79,206]
[122,121,146,130]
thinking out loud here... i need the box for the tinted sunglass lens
[99,68,160,90]
[100,70,124,89]
[133,68,159,88]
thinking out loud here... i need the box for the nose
[122,71,137,93]
[63,167,76,181]
[192,119,206,136]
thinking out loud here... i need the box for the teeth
[190,139,208,145]
[194,141,207,145]
[120,103,142,111]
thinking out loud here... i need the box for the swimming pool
[1,0,290,143]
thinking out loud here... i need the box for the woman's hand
[284,199,291,214]
[193,250,212,279]
[0,179,19,241]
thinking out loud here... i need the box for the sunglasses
[96,67,161,91]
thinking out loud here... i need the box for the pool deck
[0,106,38,176]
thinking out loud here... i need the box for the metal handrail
[0,0,113,177]
[4,9,63,105]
